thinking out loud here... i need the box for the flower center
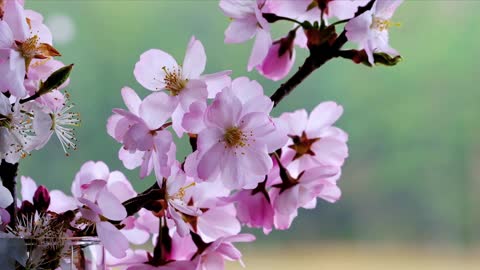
[162,66,188,96]
[288,131,320,160]
[371,17,400,31]
[224,126,247,148]
[169,182,196,201]
[19,35,39,58]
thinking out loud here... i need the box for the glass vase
[0,236,105,270]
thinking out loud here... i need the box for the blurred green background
[20,1,480,269]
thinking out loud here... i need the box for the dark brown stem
[0,160,19,227]
[19,93,40,104]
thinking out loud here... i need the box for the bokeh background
[20,1,480,269]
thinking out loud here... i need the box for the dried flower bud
[33,185,51,213]
[19,200,36,216]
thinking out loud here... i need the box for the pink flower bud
[33,185,51,213]
[257,31,296,81]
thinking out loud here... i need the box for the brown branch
[0,160,19,227]
[270,0,376,107]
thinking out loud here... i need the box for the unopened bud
[33,185,51,213]
[38,64,74,96]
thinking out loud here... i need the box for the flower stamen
[162,66,188,96]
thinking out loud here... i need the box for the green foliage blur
[21,1,480,247]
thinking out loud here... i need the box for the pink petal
[0,21,14,48]
[231,77,264,103]
[123,122,154,151]
[257,42,296,81]
[97,221,129,259]
[119,148,144,170]
[20,176,37,203]
[306,101,343,136]
[134,49,178,91]
[97,189,127,221]
[247,29,272,71]
[205,89,242,129]
[3,0,29,41]
[224,18,257,43]
[48,190,77,213]
[0,49,26,97]
[311,137,349,166]
[182,36,206,79]
[178,79,208,111]
[106,114,132,143]
[200,70,232,98]
[274,185,300,215]
[201,252,224,270]
[182,101,207,134]
[219,0,256,19]
[139,92,176,130]
[197,143,226,180]
[121,87,142,116]
[0,184,13,208]
[197,206,241,243]
[107,171,136,202]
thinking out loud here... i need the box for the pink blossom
[269,0,368,48]
[279,102,348,173]
[30,92,80,155]
[163,166,202,238]
[0,94,38,163]
[134,36,231,136]
[220,0,272,70]
[182,181,241,243]
[72,161,132,258]
[197,234,255,270]
[346,0,403,64]
[228,186,274,234]
[0,1,58,98]
[257,32,296,81]
[195,81,287,189]
[107,87,176,179]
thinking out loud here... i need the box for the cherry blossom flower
[279,101,348,173]
[346,0,403,64]
[30,91,80,155]
[163,166,202,237]
[195,82,287,189]
[269,0,368,48]
[134,36,231,136]
[107,87,176,179]
[257,31,296,81]
[220,0,272,70]
[71,161,131,258]
[0,94,38,163]
[196,234,255,270]
[182,181,241,243]
[0,0,59,98]
[228,184,274,234]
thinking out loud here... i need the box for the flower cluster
[220,0,403,80]
[0,0,78,164]
[0,0,405,269]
